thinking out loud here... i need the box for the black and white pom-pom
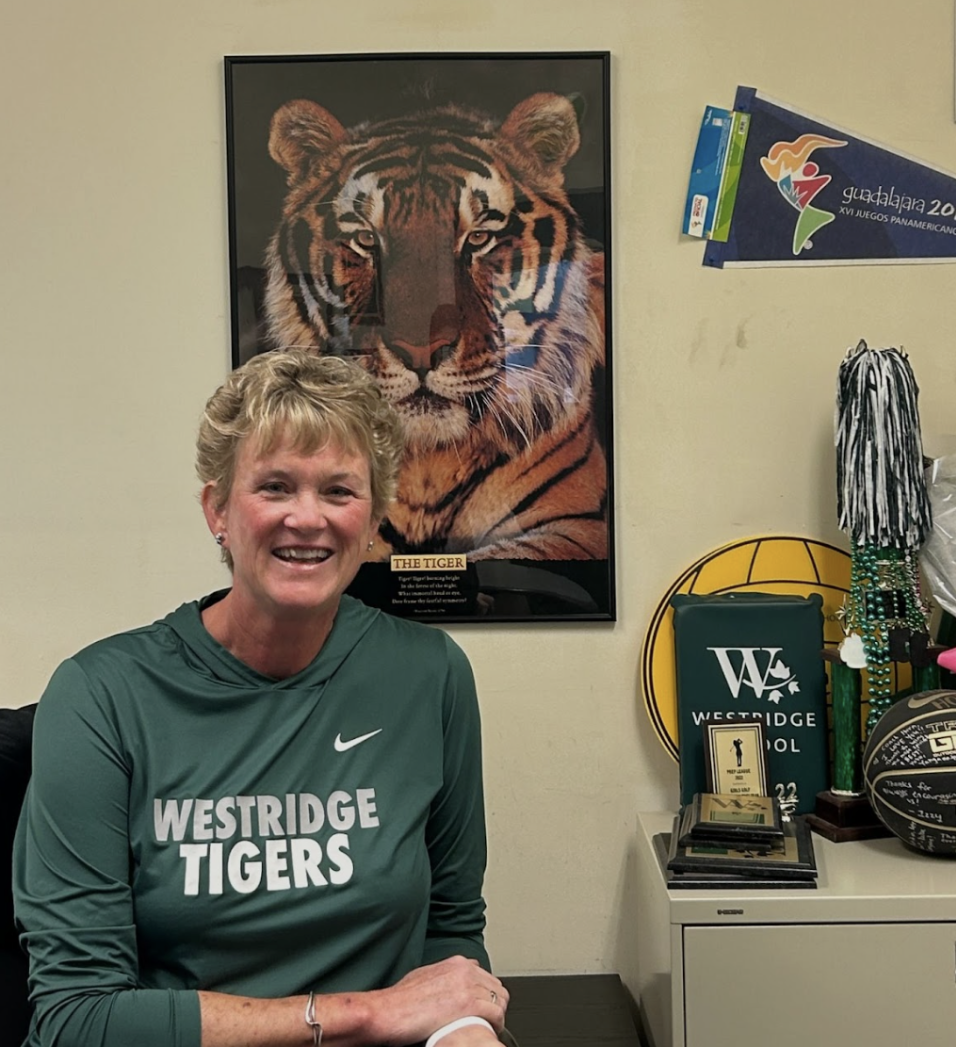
[835,340,931,549]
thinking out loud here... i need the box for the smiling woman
[195,353,402,678]
[13,350,511,1047]
[202,438,381,676]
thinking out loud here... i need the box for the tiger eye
[467,230,492,248]
[354,230,376,249]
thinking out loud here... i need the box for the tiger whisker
[490,396,532,449]
[449,428,465,466]
[485,401,511,443]
[307,196,348,211]
[499,364,564,399]
[501,361,561,386]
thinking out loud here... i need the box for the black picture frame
[224,52,614,623]
[677,792,783,848]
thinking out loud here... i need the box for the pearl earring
[215,533,225,547]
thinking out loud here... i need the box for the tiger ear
[499,93,581,187]
[268,99,347,185]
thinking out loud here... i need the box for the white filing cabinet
[635,811,956,1047]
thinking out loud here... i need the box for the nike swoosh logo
[908,691,956,709]
[334,729,383,752]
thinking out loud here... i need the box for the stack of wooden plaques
[660,793,818,889]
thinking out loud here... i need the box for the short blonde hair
[197,350,405,526]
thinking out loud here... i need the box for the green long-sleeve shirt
[14,592,488,1047]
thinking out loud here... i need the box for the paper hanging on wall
[682,106,751,242]
[683,86,956,267]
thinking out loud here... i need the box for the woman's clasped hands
[367,955,508,1045]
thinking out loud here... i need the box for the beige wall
[4,0,956,1000]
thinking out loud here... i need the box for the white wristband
[424,1016,495,1047]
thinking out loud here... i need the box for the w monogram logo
[706,647,801,705]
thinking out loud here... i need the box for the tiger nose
[390,337,456,380]
[388,303,459,379]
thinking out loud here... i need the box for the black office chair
[0,704,37,1045]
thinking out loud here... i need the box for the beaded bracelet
[304,991,323,1047]
[424,1016,495,1047]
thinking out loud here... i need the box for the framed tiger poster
[224,52,614,623]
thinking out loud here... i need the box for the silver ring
[491,990,498,1005]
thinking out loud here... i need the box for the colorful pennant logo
[759,134,847,255]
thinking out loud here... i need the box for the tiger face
[264,93,607,559]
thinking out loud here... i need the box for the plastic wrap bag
[920,455,956,618]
